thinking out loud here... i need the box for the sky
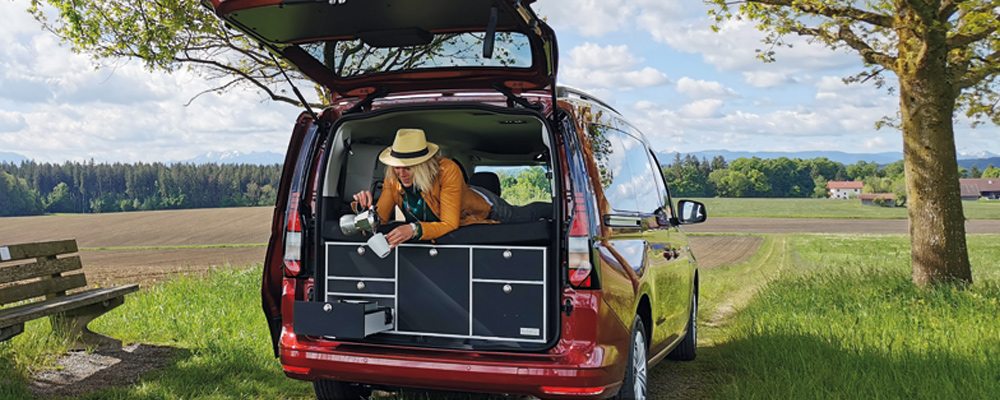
[0,0,996,164]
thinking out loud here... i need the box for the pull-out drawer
[323,242,548,343]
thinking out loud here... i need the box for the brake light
[540,386,605,396]
[283,192,303,276]
[282,365,310,375]
[567,192,595,289]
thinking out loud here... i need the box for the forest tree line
[662,154,1000,201]
[0,161,281,217]
[3,156,1000,217]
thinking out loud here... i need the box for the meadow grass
[688,197,1000,219]
[4,234,1000,399]
[0,266,313,400]
[703,234,1000,399]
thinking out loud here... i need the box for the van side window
[587,124,639,213]
[617,130,664,213]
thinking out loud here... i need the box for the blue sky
[0,0,996,163]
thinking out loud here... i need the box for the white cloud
[0,111,27,133]
[675,77,738,99]
[534,0,638,37]
[568,43,642,70]
[865,136,887,149]
[679,99,724,118]
[743,71,794,88]
[562,43,670,91]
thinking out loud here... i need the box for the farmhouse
[827,181,863,199]
[859,193,896,207]
[959,178,1000,201]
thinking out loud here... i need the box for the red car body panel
[277,276,631,399]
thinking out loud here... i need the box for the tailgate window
[301,32,534,78]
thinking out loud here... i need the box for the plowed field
[12,208,984,286]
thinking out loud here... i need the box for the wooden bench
[0,239,139,350]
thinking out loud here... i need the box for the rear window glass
[301,32,534,78]
[474,166,552,206]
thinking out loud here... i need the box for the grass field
[3,205,999,399]
[0,267,315,400]
[688,197,1000,219]
[699,234,1000,399]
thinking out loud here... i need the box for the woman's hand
[386,224,416,248]
[352,190,374,209]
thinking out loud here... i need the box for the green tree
[983,165,1000,179]
[709,0,1000,286]
[970,165,982,178]
[0,171,44,217]
[44,182,75,213]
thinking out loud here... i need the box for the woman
[353,128,547,248]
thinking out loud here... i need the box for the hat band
[390,148,429,159]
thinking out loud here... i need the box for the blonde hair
[386,154,442,193]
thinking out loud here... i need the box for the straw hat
[379,128,439,167]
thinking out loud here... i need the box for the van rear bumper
[279,344,623,400]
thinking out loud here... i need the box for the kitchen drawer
[472,282,544,340]
[327,279,394,296]
[473,248,545,281]
[396,246,471,336]
[326,242,395,279]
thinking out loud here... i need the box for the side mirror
[676,200,707,224]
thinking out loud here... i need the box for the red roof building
[826,181,863,199]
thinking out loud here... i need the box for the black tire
[313,380,372,400]
[614,315,648,400]
[666,290,697,361]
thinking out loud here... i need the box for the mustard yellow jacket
[375,158,492,240]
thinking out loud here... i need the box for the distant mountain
[958,157,1000,170]
[958,150,998,160]
[658,149,904,166]
[0,151,29,164]
[183,151,284,165]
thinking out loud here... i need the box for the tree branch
[747,0,895,28]
[946,10,1000,49]
[175,56,321,107]
[957,50,1000,90]
[793,24,896,70]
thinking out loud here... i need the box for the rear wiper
[492,83,542,111]
[345,87,391,115]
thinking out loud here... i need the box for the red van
[204,1,707,398]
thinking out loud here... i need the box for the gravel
[29,343,173,398]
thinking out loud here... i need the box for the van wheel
[313,380,372,400]
[615,316,647,400]
[667,291,697,361]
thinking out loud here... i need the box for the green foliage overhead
[708,0,1000,126]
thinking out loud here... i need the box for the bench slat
[0,274,88,307]
[0,256,83,286]
[0,240,77,263]
[0,284,139,328]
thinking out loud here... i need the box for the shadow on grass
[68,343,312,400]
[707,333,1000,400]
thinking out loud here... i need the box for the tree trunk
[898,21,973,287]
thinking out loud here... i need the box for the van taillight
[567,193,595,289]
[283,193,303,276]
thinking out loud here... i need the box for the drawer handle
[503,284,512,294]
[429,248,438,257]
[357,281,366,291]
[357,246,366,256]
[503,250,512,259]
